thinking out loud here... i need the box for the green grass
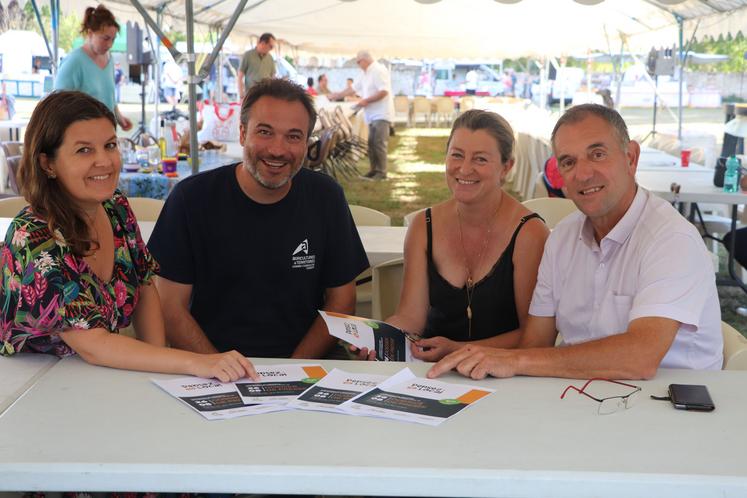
[339,127,451,226]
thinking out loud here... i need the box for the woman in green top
[54,5,132,131]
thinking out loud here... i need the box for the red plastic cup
[680,149,691,167]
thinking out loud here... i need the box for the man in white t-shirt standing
[335,50,394,180]
[428,103,723,381]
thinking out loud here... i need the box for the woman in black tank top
[384,110,549,362]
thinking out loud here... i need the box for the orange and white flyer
[152,376,287,420]
[287,368,389,414]
[234,363,328,404]
[319,311,419,362]
[338,368,494,426]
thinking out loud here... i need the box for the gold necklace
[456,195,503,339]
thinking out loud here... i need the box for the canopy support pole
[51,0,59,77]
[677,14,684,141]
[30,0,55,73]
[185,0,199,173]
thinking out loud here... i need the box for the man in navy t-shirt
[148,79,369,360]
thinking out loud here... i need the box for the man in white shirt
[334,50,395,180]
[428,103,723,380]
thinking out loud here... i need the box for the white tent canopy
[62,0,747,59]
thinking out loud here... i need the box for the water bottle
[723,155,741,193]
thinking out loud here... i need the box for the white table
[1,356,745,496]
[356,225,407,266]
[0,353,57,415]
[638,146,710,172]
[0,219,406,270]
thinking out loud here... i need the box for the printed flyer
[338,368,495,426]
[235,363,328,404]
[287,368,389,413]
[320,311,418,362]
[152,376,286,420]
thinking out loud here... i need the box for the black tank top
[423,208,542,341]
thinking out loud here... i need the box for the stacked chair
[306,107,368,180]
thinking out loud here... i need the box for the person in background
[0,81,16,121]
[318,74,331,96]
[306,76,318,96]
[54,5,132,131]
[161,58,183,106]
[332,50,394,180]
[429,104,722,381]
[0,91,256,382]
[355,110,548,361]
[238,32,276,100]
[344,77,358,99]
[148,78,368,360]
[113,61,124,103]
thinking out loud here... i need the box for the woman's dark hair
[80,4,120,34]
[17,91,116,257]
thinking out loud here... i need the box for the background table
[0,118,29,141]
[0,356,745,496]
[118,152,239,199]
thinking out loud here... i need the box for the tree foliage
[690,31,747,73]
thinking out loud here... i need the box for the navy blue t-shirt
[147,165,369,357]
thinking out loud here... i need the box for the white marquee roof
[60,0,747,59]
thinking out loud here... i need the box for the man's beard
[243,149,301,190]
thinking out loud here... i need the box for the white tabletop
[0,353,57,415]
[356,225,407,266]
[638,147,710,173]
[0,356,745,496]
[636,169,747,205]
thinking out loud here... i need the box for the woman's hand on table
[192,350,259,382]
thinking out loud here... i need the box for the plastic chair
[372,257,404,321]
[0,195,28,217]
[127,197,165,222]
[403,207,425,227]
[412,97,431,127]
[432,97,455,127]
[349,205,391,227]
[5,155,20,195]
[393,96,411,126]
[722,321,747,370]
[521,197,578,229]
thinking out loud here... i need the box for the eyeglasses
[560,378,641,415]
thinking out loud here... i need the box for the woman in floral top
[1,90,257,382]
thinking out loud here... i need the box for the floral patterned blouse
[1,191,158,357]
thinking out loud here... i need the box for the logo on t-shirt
[292,238,316,270]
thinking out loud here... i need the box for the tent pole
[185,0,199,174]
[677,14,684,141]
[30,0,55,73]
[196,0,253,83]
[51,0,59,77]
[128,0,183,63]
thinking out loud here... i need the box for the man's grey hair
[356,50,373,62]
[551,103,630,152]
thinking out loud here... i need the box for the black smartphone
[668,384,715,412]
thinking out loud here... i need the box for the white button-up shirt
[530,187,723,370]
[354,61,395,124]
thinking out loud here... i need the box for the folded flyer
[338,368,494,426]
[319,311,418,362]
[287,368,389,413]
[152,376,286,420]
[235,363,328,404]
